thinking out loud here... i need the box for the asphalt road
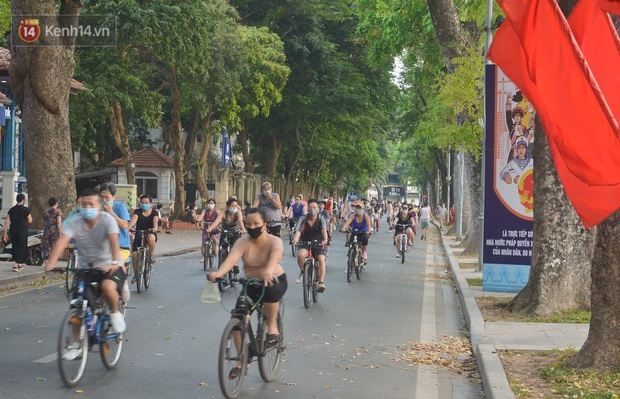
[0,228,482,399]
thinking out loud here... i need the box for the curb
[437,222,516,399]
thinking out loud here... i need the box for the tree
[10,0,81,225]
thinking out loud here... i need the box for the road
[0,227,482,399]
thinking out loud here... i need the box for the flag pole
[478,0,494,272]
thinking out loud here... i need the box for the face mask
[81,207,99,220]
[229,208,238,214]
[247,226,263,239]
[140,204,151,211]
[308,209,318,216]
[350,202,354,206]
[319,205,324,210]
[402,209,408,214]
[356,209,364,215]
[207,203,215,210]
[264,190,271,195]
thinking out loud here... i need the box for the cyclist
[206,197,246,247]
[284,194,307,231]
[340,200,373,264]
[392,203,416,257]
[99,182,132,301]
[291,199,329,292]
[419,202,433,240]
[340,195,357,222]
[208,207,287,352]
[196,198,220,263]
[317,198,333,240]
[45,188,126,343]
[128,194,159,283]
[252,181,283,237]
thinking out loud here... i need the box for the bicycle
[57,268,127,387]
[298,240,322,308]
[395,223,410,264]
[202,223,217,271]
[215,277,285,399]
[345,229,366,282]
[217,229,240,292]
[65,241,78,294]
[134,229,154,293]
[286,218,300,257]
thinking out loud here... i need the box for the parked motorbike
[0,229,44,265]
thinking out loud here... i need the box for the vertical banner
[482,64,534,292]
[221,127,231,168]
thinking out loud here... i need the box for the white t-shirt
[63,212,120,269]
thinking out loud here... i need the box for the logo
[18,19,41,43]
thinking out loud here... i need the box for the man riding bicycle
[46,188,126,338]
[284,194,307,230]
[291,199,329,292]
[128,194,159,284]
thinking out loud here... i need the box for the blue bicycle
[57,269,127,387]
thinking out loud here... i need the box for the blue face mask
[229,208,238,214]
[140,204,151,211]
[81,207,99,220]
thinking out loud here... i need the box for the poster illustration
[482,65,534,293]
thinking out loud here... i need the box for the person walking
[3,193,32,271]
[419,202,433,240]
[42,197,63,267]
[252,181,283,237]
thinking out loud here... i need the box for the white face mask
[207,203,215,210]
[356,209,364,215]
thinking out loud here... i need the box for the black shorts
[349,232,369,246]
[241,273,288,304]
[132,230,157,252]
[73,267,127,303]
[267,225,281,237]
[300,242,327,257]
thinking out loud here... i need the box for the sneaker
[62,344,83,361]
[121,280,131,303]
[396,254,400,258]
[165,230,172,234]
[295,272,303,284]
[109,311,126,333]
[408,241,413,246]
[317,282,326,292]
[150,257,157,264]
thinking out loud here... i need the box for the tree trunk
[194,132,213,202]
[460,153,479,255]
[509,118,593,315]
[265,135,283,179]
[239,121,256,173]
[569,212,620,368]
[10,0,81,227]
[109,101,135,184]
[183,110,200,174]
[168,68,185,219]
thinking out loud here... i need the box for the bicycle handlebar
[214,276,280,286]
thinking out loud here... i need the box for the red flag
[600,0,620,15]
[487,0,620,228]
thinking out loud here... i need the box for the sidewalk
[0,229,202,292]
[438,223,589,399]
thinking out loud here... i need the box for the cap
[515,136,528,148]
[318,198,327,203]
[353,200,363,208]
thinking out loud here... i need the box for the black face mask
[247,226,263,239]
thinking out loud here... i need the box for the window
[136,172,158,198]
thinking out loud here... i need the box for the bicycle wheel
[65,252,77,294]
[311,263,319,303]
[302,260,311,309]
[57,308,89,387]
[346,248,355,283]
[136,249,144,293]
[291,242,298,258]
[218,318,248,399]
[355,250,363,280]
[203,241,211,271]
[258,305,284,382]
[99,311,123,369]
[218,249,229,292]
[400,236,406,264]
[143,250,152,289]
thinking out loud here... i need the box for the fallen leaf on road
[199,382,208,386]
[36,377,46,381]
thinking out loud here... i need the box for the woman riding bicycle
[127,194,159,283]
[196,198,220,263]
[206,197,245,247]
[340,200,373,263]
[208,208,287,348]
[392,203,416,257]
